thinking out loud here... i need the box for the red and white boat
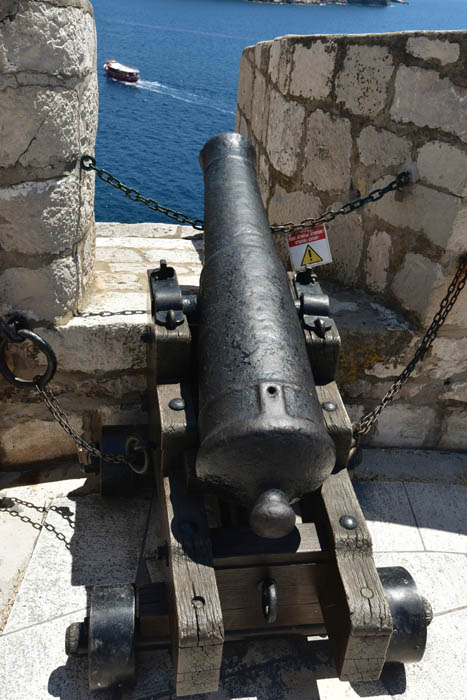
[104,60,140,83]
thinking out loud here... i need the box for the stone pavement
[0,449,466,700]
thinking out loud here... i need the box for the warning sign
[288,225,332,271]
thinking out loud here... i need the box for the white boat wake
[137,79,235,116]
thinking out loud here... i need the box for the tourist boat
[104,60,140,83]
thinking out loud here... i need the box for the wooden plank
[211,522,326,567]
[319,469,392,682]
[156,383,197,473]
[216,563,326,630]
[315,382,353,468]
[158,464,224,696]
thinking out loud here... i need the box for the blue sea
[92,0,467,225]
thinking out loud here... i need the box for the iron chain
[81,155,204,230]
[81,154,410,235]
[35,383,135,469]
[0,496,73,549]
[353,257,467,438]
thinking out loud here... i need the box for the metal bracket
[294,265,331,338]
[149,260,198,330]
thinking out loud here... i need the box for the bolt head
[339,514,358,530]
[169,397,185,411]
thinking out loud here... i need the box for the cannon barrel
[196,133,336,538]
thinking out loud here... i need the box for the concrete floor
[0,448,466,700]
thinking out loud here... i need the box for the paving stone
[405,483,467,553]
[4,493,152,634]
[353,482,424,552]
[355,448,467,485]
[374,551,467,615]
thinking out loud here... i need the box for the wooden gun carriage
[66,133,431,694]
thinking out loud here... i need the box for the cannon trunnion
[67,134,431,694]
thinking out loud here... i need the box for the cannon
[66,133,431,693]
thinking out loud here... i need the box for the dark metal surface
[99,426,135,497]
[249,489,296,539]
[88,584,136,690]
[0,327,57,388]
[196,133,336,535]
[261,579,278,624]
[295,267,331,337]
[149,260,185,329]
[378,566,430,664]
[339,515,358,530]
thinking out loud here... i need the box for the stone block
[289,40,336,100]
[364,230,392,293]
[406,37,460,65]
[369,404,436,448]
[371,179,461,249]
[0,1,95,78]
[78,71,98,154]
[268,38,291,95]
[0,175,85,255]
[268,185,321,226]
[77,218,95,300]
[303,110,352,192]
[251,71,268,143]
[0,257,78,322]
[428,336,467,379]
[357,126,411,169]
[237,53,254,117]
[417,142,467,197]
[0,413,83,466]
[335,44,393,117]
[391,252,444,321]
[391,66,467,142]
[265,90,304,177]
[0,87,79,169]
[355,447,467,485]
[439,408,467,450]
[318,207,363,286]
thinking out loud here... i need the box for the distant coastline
[248,0,398,6]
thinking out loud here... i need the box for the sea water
[93,0,467,224]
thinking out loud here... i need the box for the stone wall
[236,31,467,448]
[0,0,98,324]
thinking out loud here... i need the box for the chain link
[34,383,135,469]
[81,155,410,235]
[81,155,204,230]
[353,257,467,438]
[0,496,73,549]
[270,172,411,235]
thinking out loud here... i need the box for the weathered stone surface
[268,185,321,225]
[370,404,437,448]
[0,175,82,255]
[251,71,268,143]
[365,230,392,293]
[0,87,79,168]
[79,71,98,154]
[237,53,254,117]
[439,409,467,449]
[268,38,291,95]
[372,179,461,249]
[77,218,95,300]
[0,413,83,465]
[417,142,467,197]
[289,40,336,100]
[335,44,393,117]
[406,37,460,65]
[265,90,304,177]
[303,110,352,192]
[0,257,78,322]
[357,126,410,169]
[391,253,444,320]
[391,66,467,141]
[428,337,467,379]
[318,207,363,286]
[0,3,95,77]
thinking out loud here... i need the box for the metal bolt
[322,401,337,412]
[169,397,185,411]
[339,514,358,530]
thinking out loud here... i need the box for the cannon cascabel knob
[249,489,296,539]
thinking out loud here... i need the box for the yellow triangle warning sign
[301,245,323,266]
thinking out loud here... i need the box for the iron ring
[261,579,278,624]
[0,328,57,388]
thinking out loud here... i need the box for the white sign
[288,225,332,271]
